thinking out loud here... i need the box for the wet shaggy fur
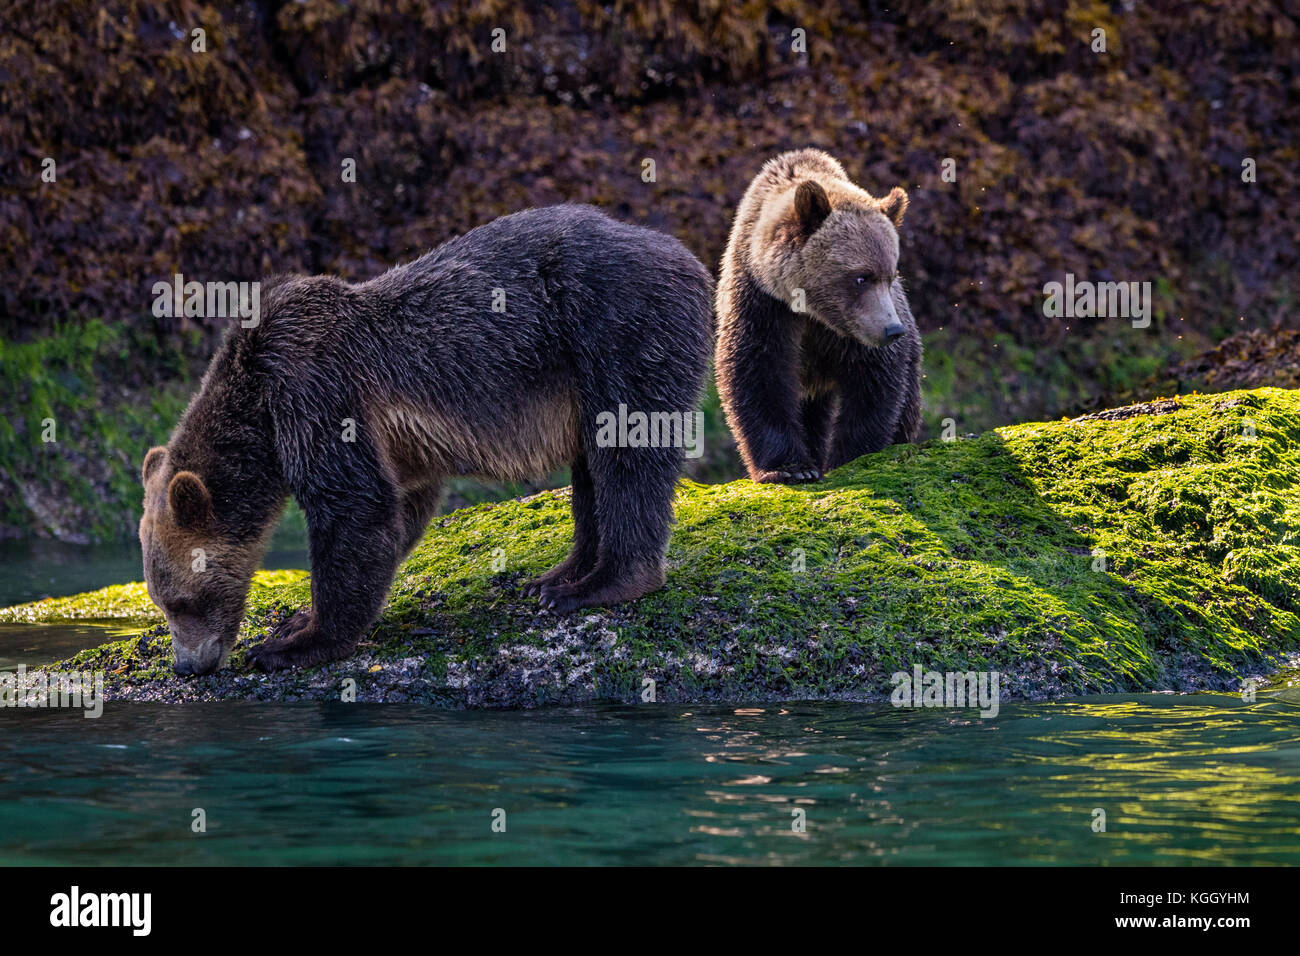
[716,149,922,483]
[140,205,713,674]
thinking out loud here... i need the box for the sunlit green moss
[27,388,1300,704]
[0,569,308,625]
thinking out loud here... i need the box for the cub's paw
[754,465,821,484]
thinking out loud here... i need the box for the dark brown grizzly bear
[715,148,922,483]
[139,204,713,675]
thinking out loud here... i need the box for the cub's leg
[526,455,599,596]
[538,444,674,613]
[716,275,820,484]
[251,457,406,670]
[891,341,923,446]
[824,345,910,472]
[888,285,923,446]
[801,392,837,476]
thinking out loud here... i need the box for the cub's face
[767,180,911,347]
[139,446,253,675]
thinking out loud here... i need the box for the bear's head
[755,179,910,347]
[139,446,259,675]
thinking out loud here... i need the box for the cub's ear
[794,180,832,237]
[879,186,908,228]
[142,446,168,485]
[168,471,212,530]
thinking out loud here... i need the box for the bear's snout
[171,633,225,676]
[856,283,902,346]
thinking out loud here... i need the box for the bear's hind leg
[399,480,444,559]
[537,447,673,613]
[526,455,599,596]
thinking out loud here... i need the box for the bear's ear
[879,186,908,228]
[168,471,212,530]
[142,446,168,485]
[794,180,832,237]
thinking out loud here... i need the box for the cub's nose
[883,323,905,341]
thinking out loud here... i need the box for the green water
[0,537,309,607]
[0,621,143,671]
[2,550,1298,866]
[0,539,149,607]
[2,685,1299,865]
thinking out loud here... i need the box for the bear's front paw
[269,607,312,640]
[249,611,352,671]
[754,465,821,484]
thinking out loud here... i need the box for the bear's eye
[854,276,868,285]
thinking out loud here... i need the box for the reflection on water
[1,693,1297,865]
[0,538,149,608]
[0,622,144,670]
[0,536,308,607]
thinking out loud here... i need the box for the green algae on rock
[17,388,1300,707]
[0,569,308,626]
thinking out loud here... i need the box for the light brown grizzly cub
[715,148,922,484]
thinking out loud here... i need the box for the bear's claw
[249,608,352,670]
[755,467,821,484]
[538,586,585,614]
[269,607,312,639]
[249,634,352,671]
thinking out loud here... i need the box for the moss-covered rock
[10,388,1299,706]
[0,319,197,540]
[0,569,307,625]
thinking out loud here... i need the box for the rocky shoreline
[4,388,1298,708]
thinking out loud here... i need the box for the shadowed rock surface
[4,3,1296,543]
